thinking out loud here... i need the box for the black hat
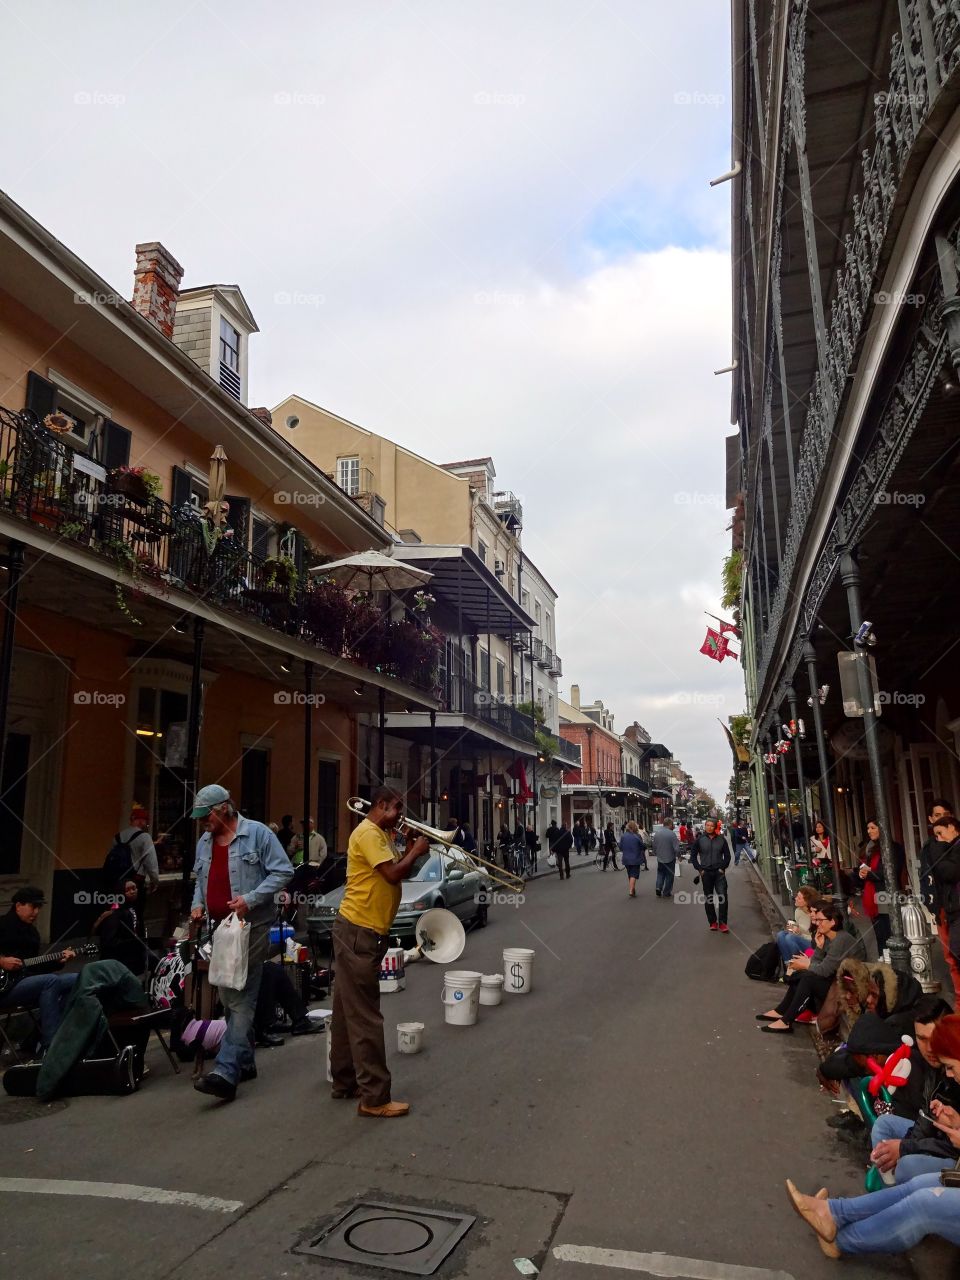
[12,886,45,907]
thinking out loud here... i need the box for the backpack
[745,939,782,982]
[102,832,136,887]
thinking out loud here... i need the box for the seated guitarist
[0,887,78,1049]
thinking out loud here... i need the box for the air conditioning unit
[494,559,505,576]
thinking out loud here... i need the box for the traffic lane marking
[0,1177,242,1214]
[552,1244,795,1280]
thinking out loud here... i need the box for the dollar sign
[510,961,525,989]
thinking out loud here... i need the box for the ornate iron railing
[756,0,960,694]
[0,407,442,694]
[440,673,535,744]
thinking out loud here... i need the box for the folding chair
[0,1004,43,1065]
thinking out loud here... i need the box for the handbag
[207,912,250,990]
[546,853,556,867]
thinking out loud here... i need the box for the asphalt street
[0,858,916,1280]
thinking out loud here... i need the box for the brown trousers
[330,916,391,1106]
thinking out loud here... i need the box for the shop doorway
[241,746,271,823]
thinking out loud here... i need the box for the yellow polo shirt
[338,818,401,936]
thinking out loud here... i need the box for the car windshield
[409,853,444,882]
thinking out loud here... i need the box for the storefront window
[133,685,190,870]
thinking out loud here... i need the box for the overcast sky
[2,0,743,801]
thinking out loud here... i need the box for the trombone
[346,797,525,892]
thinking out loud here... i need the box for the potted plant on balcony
[262,554,299,600]
[108,465,162,504]
[345,594,388,668]
[302,577,350,654]
[387,618,443,691]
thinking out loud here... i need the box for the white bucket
[397,1021,424,1054]
[503,948,535,995]
[441,969,482,1025]
[479,973,504,1006]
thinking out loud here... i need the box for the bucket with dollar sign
[503,947,535,995]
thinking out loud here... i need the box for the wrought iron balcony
[438,673,535,744]
[491,490,522,530]
[624,772,650,794]
[537,643,553,670]
[553,736,582,769]
[0,407,441,694]
[531,636,544,663]
[512,631,531,653]
[754,2,960,694]
[548,651,562,676]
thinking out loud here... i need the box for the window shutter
[171,466,193,513]
[24,371,57,421]
[101,420,131,470]
[225,495,251,549]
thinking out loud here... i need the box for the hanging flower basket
[302,577,350,653]
[109,467,151,503]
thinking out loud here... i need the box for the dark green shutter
[171,467,193,513]
[101,420,131,470]
[24,371,57,421]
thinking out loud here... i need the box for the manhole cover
[0,1097,69,1125]
[295,1200,476,1275]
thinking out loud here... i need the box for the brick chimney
[249,407,273,427]
[132,242,184,338]
[570,683,580,709]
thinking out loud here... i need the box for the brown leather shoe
[357,1100,410,1118]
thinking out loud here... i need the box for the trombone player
[332,786,429,1117]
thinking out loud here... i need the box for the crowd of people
[751,799,960,1261]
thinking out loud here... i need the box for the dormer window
[219,317,242,399]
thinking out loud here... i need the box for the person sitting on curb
[776,885,819,964]
[785,1014,960,1259]
[757,901,858,1033]
[870,1003,960,1184]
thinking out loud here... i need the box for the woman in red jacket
[858,819,906,959]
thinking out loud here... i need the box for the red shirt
[206,840,232,920]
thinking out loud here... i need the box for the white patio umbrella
[308,549,432,593]
[204,444,229,528]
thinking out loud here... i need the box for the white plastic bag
[208,912,249,990]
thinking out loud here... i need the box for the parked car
[306,845,491,943]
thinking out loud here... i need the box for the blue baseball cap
[190,783,231,818]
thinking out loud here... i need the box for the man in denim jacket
[189,784,293,1102]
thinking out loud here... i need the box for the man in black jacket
[0,887,78,1048]
[551,823,574,880]
[691,818,731,932]
[930,816,960,995]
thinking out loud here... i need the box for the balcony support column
[786,686,810,858]
[840,549,910,976]
[0,540,25,828]
[181,615,205,911]
[377,686,385,788]
[303,660,314,845]
[429,709,437,826]
[803,640,845,908]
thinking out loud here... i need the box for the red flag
[700,627,726,661]
[510,758,533,804]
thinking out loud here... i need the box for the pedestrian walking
[289,817,328,867]
[551,822,574,879]
[190,783,293,1103]
[585,821,597,854]
[691,817,731,933]
[919,799,960,1001]
[619,821,647,896]
[330,787,430,1117]
[929,814,960,1002]
[652,820,680,897]
[573,818,585,855]
[602,822,619,871]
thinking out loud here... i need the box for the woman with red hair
[784,1015,960,1257]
